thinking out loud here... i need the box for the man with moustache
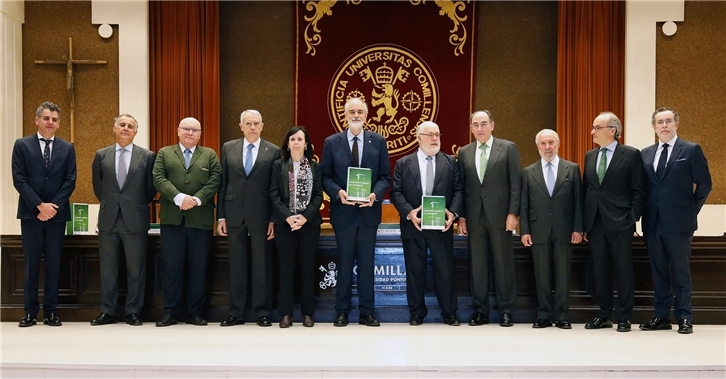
[520,129,583,329]
[390,121,463,326]
[321,97,391,327]
[12,101,77,327]
[217,110,280,327]
[639,107,711,334]
[583,112,644,332]
[153,117,221,327]
[90,114,157,326]
[457,110,522,327]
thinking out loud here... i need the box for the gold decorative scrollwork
[303,0,337,56]
[435,0,469,56]
[410,0,470,56]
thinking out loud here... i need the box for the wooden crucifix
[35,37,107,143]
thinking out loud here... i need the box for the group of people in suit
[12,101,711,334]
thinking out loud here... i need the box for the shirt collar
[476,135,493,150]
[347,129,363,141]
[658,135,678,149]
[541,155,559,168]
[179,143,196,153]
[37,132,55,141]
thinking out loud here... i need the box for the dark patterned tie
[40,138,51,170]
[656,143,669,180]
[117,147,127,188]
[351,136,359,167]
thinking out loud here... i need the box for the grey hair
[344,97,368,113]
[469,110,494,124]
[240,109,263,123]
[535,129,560,144]
[417,121,439,135]
[114,113,138,130]
[36,101,61,118]
[598,111,622,139]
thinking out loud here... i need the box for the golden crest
[328,45,439,156]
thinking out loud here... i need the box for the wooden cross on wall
[35,37,107,143]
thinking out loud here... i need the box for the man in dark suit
[457,110,522,327]
[12,101,77,327]
[583,112,644,332]
[520,129,583,330]
[321,97,391,327]
[90,114,157,326]
[153,117,221,327]
[639,107,711,334]
[390,121,463,326]
[217,109,280,327]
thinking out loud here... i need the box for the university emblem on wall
[328,44,439,156]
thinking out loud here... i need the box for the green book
[346,167,372,202]
[66,203,89,235]
[421,196,446,230]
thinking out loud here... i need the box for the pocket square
[201,167,209,171]
[675,158,687,162]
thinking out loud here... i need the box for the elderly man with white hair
[390,121,463,326]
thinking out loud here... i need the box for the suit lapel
[122,145,143,191]
[250,139,270,175]
[483,139,502,181]
[601,143,624,186]
[32,135,47,170]
[104,147,118,189]
[173,145,186,168]
[662,139,683,180]
[432,152,445,192]
[643,145,656,177]
[47,137,66,172]
[189,147,203,168]
[552,160,569,195]
[406,154,423,195]
[281,159,290,197]
[532,163,548,195]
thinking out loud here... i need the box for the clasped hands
[36,202,58,221]
[408,206,455,232]
[285,214,308,231]
[179,195,198,211]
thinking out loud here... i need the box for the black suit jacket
[321,130,392,226]
[520,158,583,242]
[583,143,645,232]
[641,138,711,234]
[390,151,463,239]
[217,138,281,231]
[269,159,323,227]
[12,135,77,221]
[457,137,522,229]
[92,144,157,234]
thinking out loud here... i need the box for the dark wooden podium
[2,233,725,324]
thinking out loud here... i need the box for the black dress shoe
[639,317,672,331]
[409,314,424,326]
[333,313,349,327]
[532,318,551,328]
[617,319,631,332]
[555,320,572,329]
[279,315,292,328]
[678,319,693,334]
[19,314,36,327]
[256,316,272,327]
[43,313,62,326]
[91,312,117,326]
[155,313,178,327]
[186,314,208,326]
[359,313,380,327]
[220,315,245,327]
[125,313,143,326]
[443,314,460,326]
[303,315,314,327]
[468,312,489,326]
[499,312,513,327]
[585,317,613,329]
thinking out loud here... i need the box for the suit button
[186,170,190,174]
[185,181,189,184]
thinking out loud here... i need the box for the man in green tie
[457,110,522,327]
[582,112,644,333]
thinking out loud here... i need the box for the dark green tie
[597,148,607,184]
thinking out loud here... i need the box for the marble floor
[1,321,725,378]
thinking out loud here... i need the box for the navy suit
[583,142,644,321]
[12,134,77,316]
[641,137,711,321]
[390,151,463,319]
[321,130,391,316]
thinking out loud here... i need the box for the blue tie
[184,149,192,169]
[546,162,555,196]
[245,144,254,175]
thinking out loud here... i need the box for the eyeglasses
[591,126,613,131]
[179,127,201,134]
[420,133,442,138]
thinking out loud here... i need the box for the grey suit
[92,144,157,316]
[520,158,583,321]
[217,138,281,319]
[458,137,522,315]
